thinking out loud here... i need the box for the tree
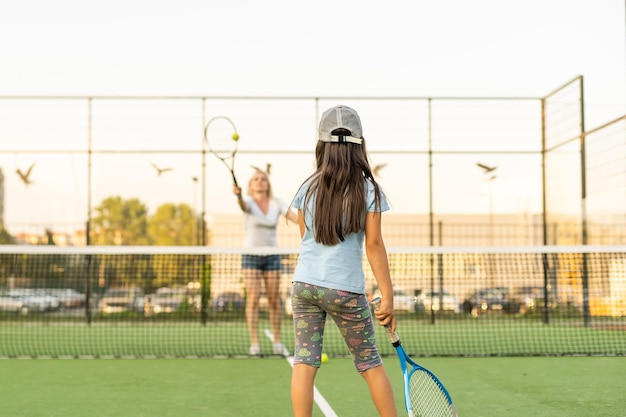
[91,196,151,245]
[0,227,15,244]
[148,203,195,246]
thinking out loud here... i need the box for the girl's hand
[373,297,396,332]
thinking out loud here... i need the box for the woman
[234,169,298,356]
[289,105,398,417]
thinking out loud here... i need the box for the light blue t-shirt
[291,178,389,294]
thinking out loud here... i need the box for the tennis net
[0,245,624,358]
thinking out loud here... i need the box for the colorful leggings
[291,281,383,372]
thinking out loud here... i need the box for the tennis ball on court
[232,133,239,141]
[321,353,329,364]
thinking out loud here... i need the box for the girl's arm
[364,211,396,331]
[297,209,305,239]
[285,208,299,224]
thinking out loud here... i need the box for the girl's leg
[291,363,318,417]
[243,268,262,348]
[263,269,282,345]
[361,365,398,417]
[291,282,326,416]
[326,290,398,417]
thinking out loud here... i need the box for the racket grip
[370,296,400,344]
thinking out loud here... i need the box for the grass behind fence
[1,316,625,358]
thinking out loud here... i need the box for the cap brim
[319,133,362,144]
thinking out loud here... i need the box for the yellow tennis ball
[321,353,329,364]
[232,133,239,141]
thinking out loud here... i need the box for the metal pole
[200,99,208,326]
[579,77,591,327]
[428,99,436,325]
[541,97,548,246]
[85,97,93,326]
[488,176,495,246]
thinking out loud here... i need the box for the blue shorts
[241,254,282,271]
[291,281,383,373]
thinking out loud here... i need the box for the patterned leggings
[291,281,383,372]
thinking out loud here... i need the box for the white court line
[264,329,339,417]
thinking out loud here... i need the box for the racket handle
[370,296,400,344]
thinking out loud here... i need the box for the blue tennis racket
[371,296,458,417]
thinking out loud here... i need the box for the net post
[437,252,444,323]
[581,252,591,327]
[84,253,92,326]
[541,252,550,324]
[84,219,92,326]
[200,254,211,326]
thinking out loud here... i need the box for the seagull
[373,163,387,177]
[151,163,173,176]
[476,162,497,173]
[250,163,272,174]
[16,163,35,185]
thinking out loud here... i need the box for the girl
[290,105,398,417]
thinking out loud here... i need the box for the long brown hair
[298,130,382,245]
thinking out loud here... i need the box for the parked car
[98,287,145,314]
[414,290,461,314]
[48,288,86,309]
[211,292,244,313]
[512,286,547,314]
[146,287,187,314]
[9,289,61,312]
[0,295,28,314]
[373,287,416,312]
[462,287,520,317]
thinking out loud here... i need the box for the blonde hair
[247,170,273,198]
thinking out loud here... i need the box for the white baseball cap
[318,105,363,144]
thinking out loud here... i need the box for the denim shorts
[291,281,383,372]
[241,254,282,271]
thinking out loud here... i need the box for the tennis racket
[203,116,240,187]
[371,296,458,417]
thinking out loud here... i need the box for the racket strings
[205,128,238,160]
[408,370,454,417]
[208,141,237,161]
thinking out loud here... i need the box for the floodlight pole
[487,174,496,247]
[85,97,93,326]
[487,174,496,287]
[200,100,208,326]
[477,163,498,287]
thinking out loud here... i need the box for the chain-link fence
[0,76,624,246]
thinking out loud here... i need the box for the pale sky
[0,0,625,233]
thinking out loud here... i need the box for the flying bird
[151,163,173,176]
[476,162,497,173]
[16,163,35,185]
[250,163,272,174]
[373,163,387,177]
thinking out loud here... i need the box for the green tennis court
[2,356,624,417]
[2,246,625,416]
